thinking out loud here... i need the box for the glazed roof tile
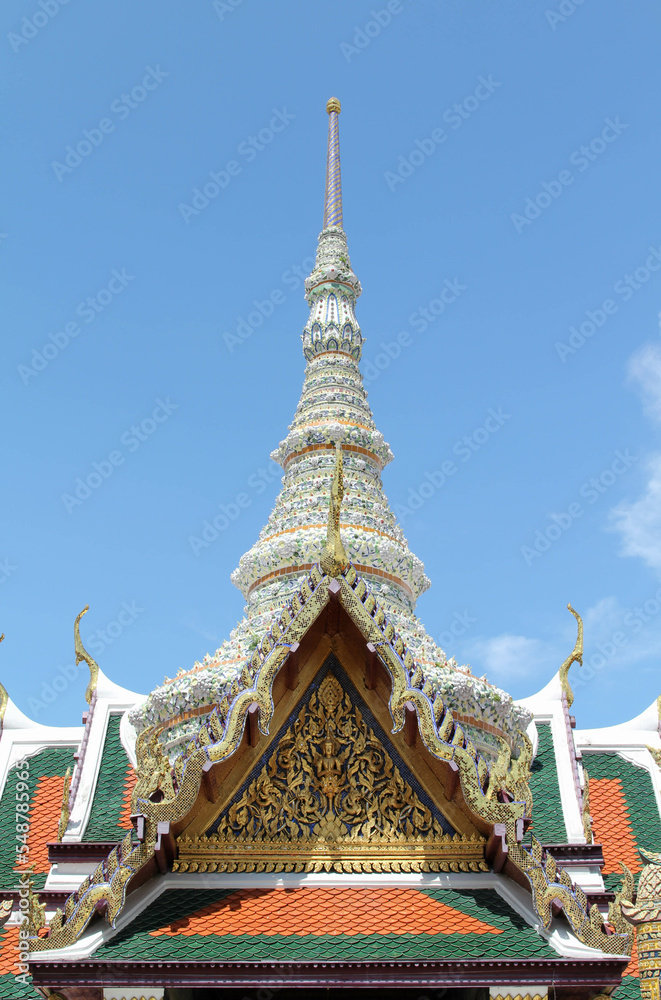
[616,976,642,999]
[151,887,500,938]
[583,751,661,896]
[0,746,74,891]
[589,777,641,876]
[96,886,558,963]
[84,714,135,841]
[0,927,41,999]
[529,723,567,843]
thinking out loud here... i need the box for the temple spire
[323,98,343,229]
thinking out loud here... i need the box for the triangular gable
[176,655,486,874]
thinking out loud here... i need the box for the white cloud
[462,633,554,682]
[608,342,661,573]
[610,454,661,572]
[462,595,661,694]
[627,343,661,422]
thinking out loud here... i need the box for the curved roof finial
[559,603,583,708]
[74,605,99,705]
[323,97,343,229]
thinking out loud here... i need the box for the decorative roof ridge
[507,836,633,957]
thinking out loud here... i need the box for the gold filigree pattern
[218,673,449,842]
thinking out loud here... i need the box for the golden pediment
[175,671,487,873]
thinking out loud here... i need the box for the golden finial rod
[323,99,343,228]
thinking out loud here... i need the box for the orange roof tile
[589,777,641,875]
[27,775,67,874]
[151,887,503,938]
[119,766,137,829]
[625,932,639,978]
[0,927,23,976]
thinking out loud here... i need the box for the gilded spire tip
[323,99,343,229]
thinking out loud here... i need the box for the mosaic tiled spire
[131,101,531,748]
[231,98,431,629]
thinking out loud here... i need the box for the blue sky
[2,0,661,729]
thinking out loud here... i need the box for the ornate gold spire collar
[320,442,349,577]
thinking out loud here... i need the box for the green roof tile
[0,927,42,999]
[614,975,641,999]
[0,746,74,891]
[529,723,567,843]
[84,713,134,841]
[0,972,42,1000]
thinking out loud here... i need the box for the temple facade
[0,99,660,1000]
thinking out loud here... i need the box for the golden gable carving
[175,673,487,873]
